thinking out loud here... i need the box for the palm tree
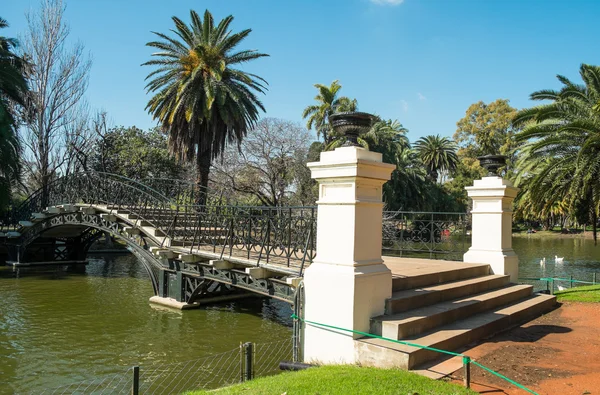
[302,80,357,145]
[513,64,600,243]
[414,135,459,183]
[0,17,28,210]
[143,10,268,205]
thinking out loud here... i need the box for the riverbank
[451,298,600,394]
[513,229,597,239]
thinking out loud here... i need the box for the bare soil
[451,302,600,395]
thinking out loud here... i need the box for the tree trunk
[196,148,211,207]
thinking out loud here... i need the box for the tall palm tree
[513,64,600,243]
[143,10,268,205]
[414,135,459,183]
[302,80,357,145]
[0,17,28,210]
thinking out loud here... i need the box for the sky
[4,0,600,142]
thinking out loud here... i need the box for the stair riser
[392,265,490,292]
[407,296,557,369]
[380,286,533,339]
[386,276,509,315]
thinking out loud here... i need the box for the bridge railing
[382,211,471,260]
[159,204,317,274]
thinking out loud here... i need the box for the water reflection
[0,254,292,393]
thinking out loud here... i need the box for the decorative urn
[329,112,375,147]
[477,154,507,176]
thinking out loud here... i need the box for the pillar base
[303,262,391,364]
[464,249,518,282]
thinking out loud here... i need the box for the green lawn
[185,365,476,395]
[555,284,600,302]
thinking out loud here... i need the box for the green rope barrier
[291,314,539,395]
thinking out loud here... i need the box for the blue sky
[4,0,600,142]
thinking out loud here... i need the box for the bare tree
[212,118,313,206]
[20,0,91,200]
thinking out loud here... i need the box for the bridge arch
[16,211,164,295]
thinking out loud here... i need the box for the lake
[1,235,599,393]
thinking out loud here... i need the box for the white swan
[539,257,546,266]
[557,285,566,291]
[555,255,564,263]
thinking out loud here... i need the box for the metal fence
[38,337,294,394]
[382,211,471,260]
[520,273,600,294]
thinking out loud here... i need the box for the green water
[0,254,292,394]
[1,236,599,394]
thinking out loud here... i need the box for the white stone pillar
[303,146,395,364]
[463,176,520,282]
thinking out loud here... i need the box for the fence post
[463,356,471,388]
[131,366,139,395]
[242,342,254,381]
[594,273,597,285]
[570,275,573,288]
[550,279,554,295]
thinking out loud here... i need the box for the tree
[20,0,92,202]
[447,99,519,206]
[454,99,519,168]
[0,17,28,210]
[211,118,313,206]
[414,135,458,183]
[144,9,268,205]
[513,64,600,243]
[89,126,186,180]
[302,80,357,146]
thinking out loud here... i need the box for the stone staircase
[356,262,556,370]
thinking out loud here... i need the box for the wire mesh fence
[38,367,133,394]
[35,337,296,395]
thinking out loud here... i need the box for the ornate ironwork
[382,211,471,260]
[181,263,295,303]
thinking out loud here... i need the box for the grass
[185,365,476,395]
[555,284,600,302]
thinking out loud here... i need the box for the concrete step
[373,284,533,339]
[356,293,556,370]
[386,274,510,315]
[392,263,490,291]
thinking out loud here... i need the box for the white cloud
[400,100,408,112]
[417,92,427,101]
[370,0,405,5]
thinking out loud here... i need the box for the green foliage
[90,126,185,180]
[0,17,28,210]
[444,157,486,209]
[302,80,357,145]
[454,99,519,160]
[186,365,476,395]
[414,135,459,182]
[143,9,268,200]
[555,285,600,303]
[513,64,600,243]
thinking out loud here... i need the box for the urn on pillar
[302,112,396,364]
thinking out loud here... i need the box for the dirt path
[451,302,600,395]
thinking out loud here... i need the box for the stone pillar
[463,176,520,282]
[303,146,395,364]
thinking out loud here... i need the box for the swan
[555,255,564,263]
[557,285,566,291]
[539,257,546,266]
